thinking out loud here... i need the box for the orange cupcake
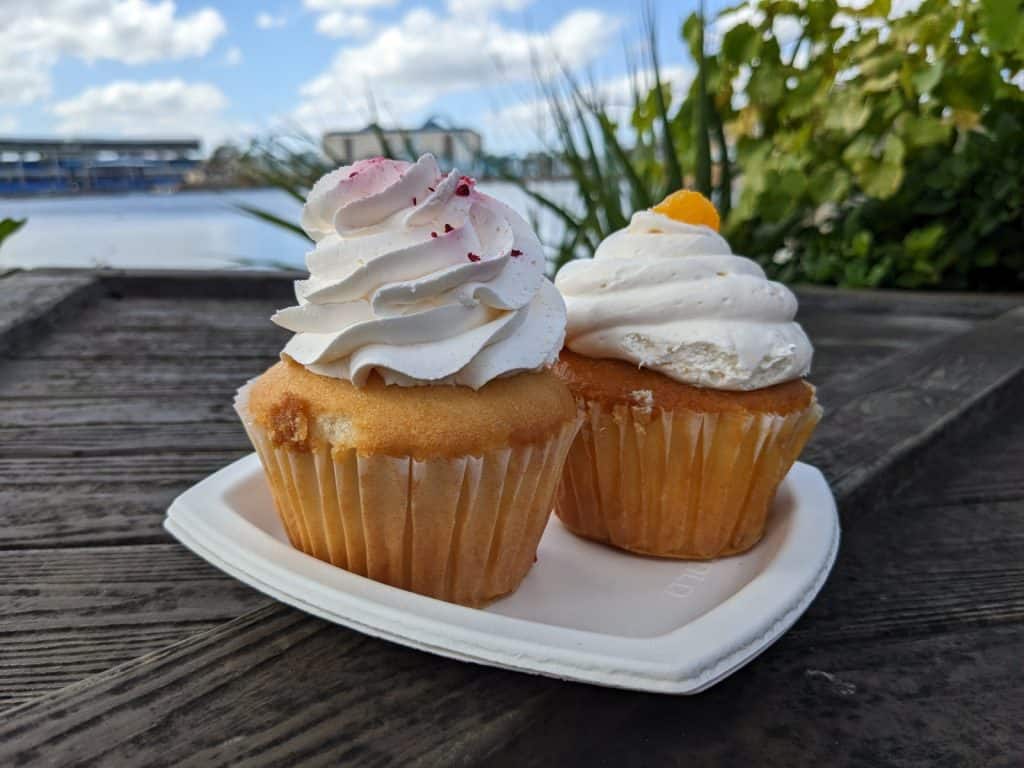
[552,191,820,559]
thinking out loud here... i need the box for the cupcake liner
[236,384,581,606]
[555,396,822,559]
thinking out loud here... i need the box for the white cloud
[316,11,373,38]
[0,115,18,133]
[446,0,533,14]
[295,7,619,132]
[256,12,287,29]
[223,46,243,66]
[484,65,692,154]
[304,0,395,8]
[52,79,229,145]
[0,1,225,106]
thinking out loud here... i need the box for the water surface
[0,182,576,272]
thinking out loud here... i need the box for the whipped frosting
[555,210,813,390]
[273,154,565,389]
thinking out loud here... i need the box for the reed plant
[0,218,25,252]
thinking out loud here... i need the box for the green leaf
[748,65,786,107]
[903,223,946,256]
[859,134,906,198]
[863,70,901,93]
[825,91,872,134]
[865,0,892,17]
[681,12,702,59]
[912,60,944,95]
[805,0,836,32]
[0,218,25,250]
[938,52,995,111]
[851,230,873,258]
[808,164,852,204]
[859,51,903,79]
[980,0,1023,51]
[722,22,760,64]
[899,114,952,149]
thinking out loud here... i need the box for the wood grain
[0,421,249,458]
[0,270,1021,765]
[0,485,188,549]
[0,604,625,767]
[0,357,271,399]
[0,544,268,710]
[0,272,98,356]
[806,306,1024,504]
[7,400,1021,765]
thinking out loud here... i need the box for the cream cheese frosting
[555,210,813,391]
[273,154,565,389]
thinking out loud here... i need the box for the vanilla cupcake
[553,191,821,559]
[236,154,579,606]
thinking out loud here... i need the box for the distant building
[0,138,201,196]
[322,119,482,170]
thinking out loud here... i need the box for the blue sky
[0,0,735,155]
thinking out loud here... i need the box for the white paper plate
[164,454,839,694]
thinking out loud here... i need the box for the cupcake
[553,190,821,559]
[236,154,579,606]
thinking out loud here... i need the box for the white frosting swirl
[555,210,813,390]
[274,154,565,389]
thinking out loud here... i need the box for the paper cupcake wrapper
[555,397,822,559]
[235,385,581,606]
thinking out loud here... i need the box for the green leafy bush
[705,0,1024,289]
[538,0,1023,288]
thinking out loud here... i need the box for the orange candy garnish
[652,190,720,232]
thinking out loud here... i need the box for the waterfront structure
[0,138,201,195]
[322,120,482,170]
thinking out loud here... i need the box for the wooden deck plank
[5,397,1022,765]
[0,421,249,458]
[0,625,233,710]
[0,273,99,357]
[0,485,193,549]
[1,612,1018,765]
[805,306,1024,504]
[0,451,249,486]
[0,357,272,399]
[0,270,1021,760]
[0,397,238,428]
[0,544,268,709]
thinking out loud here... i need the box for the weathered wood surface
[0,269,1021,766]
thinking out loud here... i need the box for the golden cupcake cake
[236,154,579,606]
[553,190,821,559]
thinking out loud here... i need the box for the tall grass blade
[709,94,731,216]
[694,0,713,196]
[644,2,683,194]
[563,69,627,231]
[0,218,26,250]
[235,204,310,240]
[594,110,652,211]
